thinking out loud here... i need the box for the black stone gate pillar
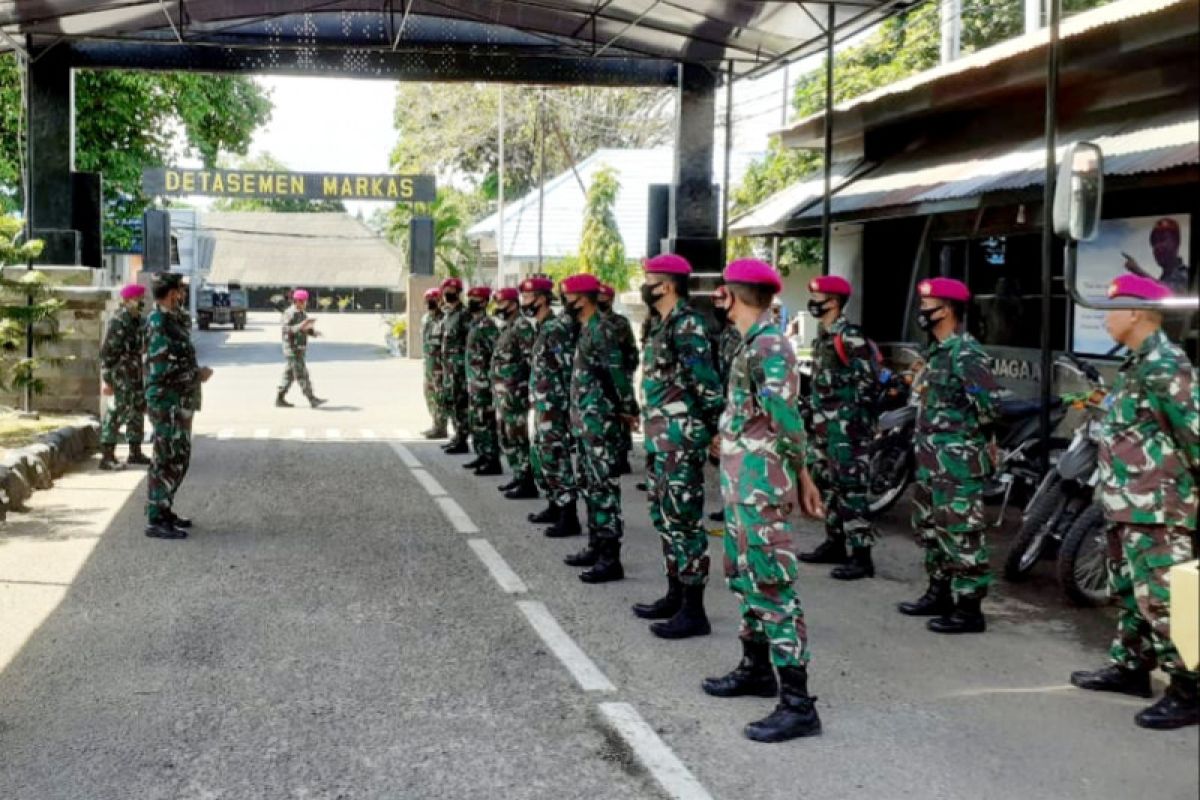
[25,48,79,265]
[667,63,723,276]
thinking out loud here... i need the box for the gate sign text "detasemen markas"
[143,168,436,203]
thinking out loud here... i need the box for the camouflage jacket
[531,312,578,422]
[492,315,536,401]
[570,311,639,439]
[913,331,1000,479]
[716,325,742,389]
[421,311,444,361]
[145,304,200,409]
[601,309,640,374]
[439,304,469,370]
[719,309,807,507]
[1097,329,1199,528]
[641,299,724,453]
[100,306,144,388]
[465,311,500,398]
[281,308,310,355]
[808,315,876,447]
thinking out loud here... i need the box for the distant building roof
[468,147,762,261]
[197,212,403,288]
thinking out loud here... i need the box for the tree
[0,215,62,399]
[0,56,272,248]
[578,166,634,291]
[211,152,346,213]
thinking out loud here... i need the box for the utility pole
[497,86,506,287]
[537,88,546,273]
[940,0,962,64]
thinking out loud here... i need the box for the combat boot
[504,474,539,499]
[98,445,126,471]
[462,454,485,470]
[650,584,711,639]
[632,576,683,620]
[927,595,987,634]
[612,456,632,477]
[897,578,953,616]
[528,503,559,524]
[145,518,187,539]
[743,666,822,743]
[831,547,875,581]
[798,537,848,565]
[275,392,293,408]
[579,540,624,584]
[544,501,581,538]
[564,539,599,567]
[474,456,503,476]
[498,479,520,492]
[702,640,778,698]
[1135,676,1200,730]
[708,509,725,523]
[444,436,469,454]
[166,510,193,529]
[1070,664,1154,698]
[308,395,327,408]
[422,426,447,439]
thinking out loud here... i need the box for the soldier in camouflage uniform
[799,275,879,580]
[1071,275,1199,730]
[598,283,639,476]
[463,286,502,475]
[491,286,538,497]
[561,274,639,583]
[702,259,825,744]
[438,277,471,454]
[421,288,448,439]
[526,277,582,537]
[630,254,724,639]
[99,283,151,471]
[144,273,212,539]
[276,289,326,408]
[705,285,741,525]
[898,278,1000,635]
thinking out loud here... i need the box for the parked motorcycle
[866,349,921,516]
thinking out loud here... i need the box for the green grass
[0,412,84,455]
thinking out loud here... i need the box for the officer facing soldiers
[99,283,151,471]
[632,254,724,640]
[562,273,639,583]
[276,289,326,408]
[598,283,639,477]
[144,273,213,539]
[463,286,503,476]
[1070,275,1199,731]
[421,287,448,439]
[799,275,880,580]
[703,259,825,744]
[526,277,583,538]
[899,277,1000,634]
[438,277,471,454]
[491,286,539,497]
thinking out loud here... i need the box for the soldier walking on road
[421,288,448,439]
[702,259,825,744]
[438,277,471,454]
[463,286,502,475]
[99,283,151,471]
[144,273,213,540]
[598,284,638,477]
[1070,275,1199,731]
[562,274,639,583]
[799,276,880,580]
[631,255,724,639]
[491,286,538,495]
[898,278,1000,634]
[276,289,326,408]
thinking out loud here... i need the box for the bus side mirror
[1053,142,1103,243]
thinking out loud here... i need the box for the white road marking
[467,539,528,594]
[389,442,422,468]
[287,427,305,440]
[516,601,615,693]
[253,428,270,440]
[216,428,235,440]
[409,468,447,498]
[325,428,342,440]
[435,497,479,534]
[598,703,713,800]
[359,428,377,440]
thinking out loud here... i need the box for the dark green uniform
[144,303,200,524]
[422,309,446,430]
[465,309,501,460]
[531,312,579,506]
[439,303,470,441]
[492,315,536,482]
[100,306,146,447]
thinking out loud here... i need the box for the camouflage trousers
[145,404,193,523]
[440,362,469,438]
[911,469,992,600]
[723,501,808,668]
[811,434,876,549]
[279,352,314,397]
[496,391,531,482]
[100,385,146,446]
[468,390,499,459]
[424,362,446,429]
[606,419,633,469]
[573,429,622,542]
[1107,524,1198,679]
[532,417,575,506]
[648,449,710,586]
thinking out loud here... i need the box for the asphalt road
[0,312,1195,800]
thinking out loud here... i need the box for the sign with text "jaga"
[143,168,436,203]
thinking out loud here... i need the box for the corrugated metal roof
[197,212,404,288]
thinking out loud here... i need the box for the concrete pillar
[406,274,439,360]
[668,63,723,277]
[25,50,77,264]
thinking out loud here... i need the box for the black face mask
[713,304,728,326]
[520,300,539,319]
[468,299,484,313]
[598,301,612,313]
[808,299,834,319]
[443,292,459,305]
[564,300,584,319]
[427,301,439,312]
[496,304,516,320]
[916,306,944,332]
[640,284,663,308]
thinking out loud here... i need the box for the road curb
[0,419,100,521]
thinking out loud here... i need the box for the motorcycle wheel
[1057,504,1109,607]
[867,446,911,517]
[1003,474,1064,581]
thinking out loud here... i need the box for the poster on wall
[1071,214,1192,355]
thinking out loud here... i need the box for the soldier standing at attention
[705,284,740,525]
[799,275,880,580]
[898,277,1000,634]
[632,254,725,639]
[438,277,471,455]
[702,259,825,743]
[527,277,582,538]
[1070,275,1198,730]
[491,286,538,497]
[598,283,639,476]
[144,273,213,539]
[421,287,448,439]
[99,284,151,471]
[463,286,502,475]
[562,274,639,583]
[276,289,326,408]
